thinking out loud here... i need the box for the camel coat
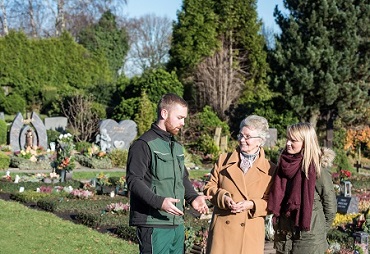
[204,148,276,254]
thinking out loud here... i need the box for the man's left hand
[191,195,211,214]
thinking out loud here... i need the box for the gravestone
[98,119,137,150]
[336,195,359,214]
[265,128,277,148]
[9,113,24,151]
[0,112,4,120]
[31,112,48,150]
[9,112,48,151]
[44,117,68,132]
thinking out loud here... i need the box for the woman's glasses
[237,133,261,140]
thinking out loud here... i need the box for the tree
[122,68,184,104]
[0,31,112,113]
[269,0,370,147]
[61,95,100,142]
[169,0,270,121]
[77,10,129,76]
[134,91,155,136]
[1,0,127,37]
[124,14,173,76]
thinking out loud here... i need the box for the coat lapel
[225,150,248,199]
[225,148,270,199]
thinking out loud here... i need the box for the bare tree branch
[124,14,172,76]
[61,95,100,142]
[194,36,247,120]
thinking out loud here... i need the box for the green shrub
[0,152,10,170]
[10,191,55,204]
[333,148,352,171]
[75,141,92,153]
[116,224,138,243]
[0,119,7,145]
[75,210,102,228]
[197,134,220,161]
[2,93,26,115]
[108,149,128,168]
[9,156,53,170]
[264,147,281,164]
[46,129,61,143]
[75,155,113,169]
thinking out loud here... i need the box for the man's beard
[164,118,180,135]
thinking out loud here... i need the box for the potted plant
[54,133,75,182]
[95,172,114,195]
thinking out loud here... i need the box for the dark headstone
[99,119,137,150]
[44,117,68,131]
[336,196,359,214]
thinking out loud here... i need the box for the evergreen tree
[269,0,370,147]
[77,10,129,76]
[169,0,269,121]
[134,91,155,136]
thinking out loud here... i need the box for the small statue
[96,128,111,152]
[25,129,33,149]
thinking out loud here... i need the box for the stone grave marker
[31,112,47,150]
[44,117,68,132]
[9,112,48,151]
[336,181,358,214]
[98,119,137,150]
[265,128,277,148]
[0,112,4,120]
[336,196,359,214]
[9,113,24,151]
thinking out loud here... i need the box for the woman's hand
[230,200,254,213]
[224,195,236,210]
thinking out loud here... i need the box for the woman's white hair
[239,115,270,146]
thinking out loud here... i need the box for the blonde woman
[204,115,276,254]
[268,122,337,254]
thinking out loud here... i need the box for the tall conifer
[269,0,370,147]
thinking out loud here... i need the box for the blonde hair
[287,122,321,178]
[239,115,269,146]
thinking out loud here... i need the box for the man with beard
[126,93,210,254]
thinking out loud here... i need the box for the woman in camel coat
[204,115,276,254]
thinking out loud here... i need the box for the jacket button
[241,223,245,227]
[226,220,230,224]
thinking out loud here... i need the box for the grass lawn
[0,169,210,253]
[0,199,138,254]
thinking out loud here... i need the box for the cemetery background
[0,111,369,253]
[0,0,369,252]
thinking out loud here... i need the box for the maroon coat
[204,148,276,254]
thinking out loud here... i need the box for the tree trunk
[0,0,8,36]
[55,0,65,36]
[28,0,37,37]
[325,111,335,148]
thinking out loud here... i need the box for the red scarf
[268,151,316,231]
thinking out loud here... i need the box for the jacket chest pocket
[153,152,175,180]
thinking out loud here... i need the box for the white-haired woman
[268,122,337,253]
[204,115,277,254]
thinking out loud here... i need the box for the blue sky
[124,0,284,30]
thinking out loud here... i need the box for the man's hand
[191,195,211,214]
[161,198,184,216]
